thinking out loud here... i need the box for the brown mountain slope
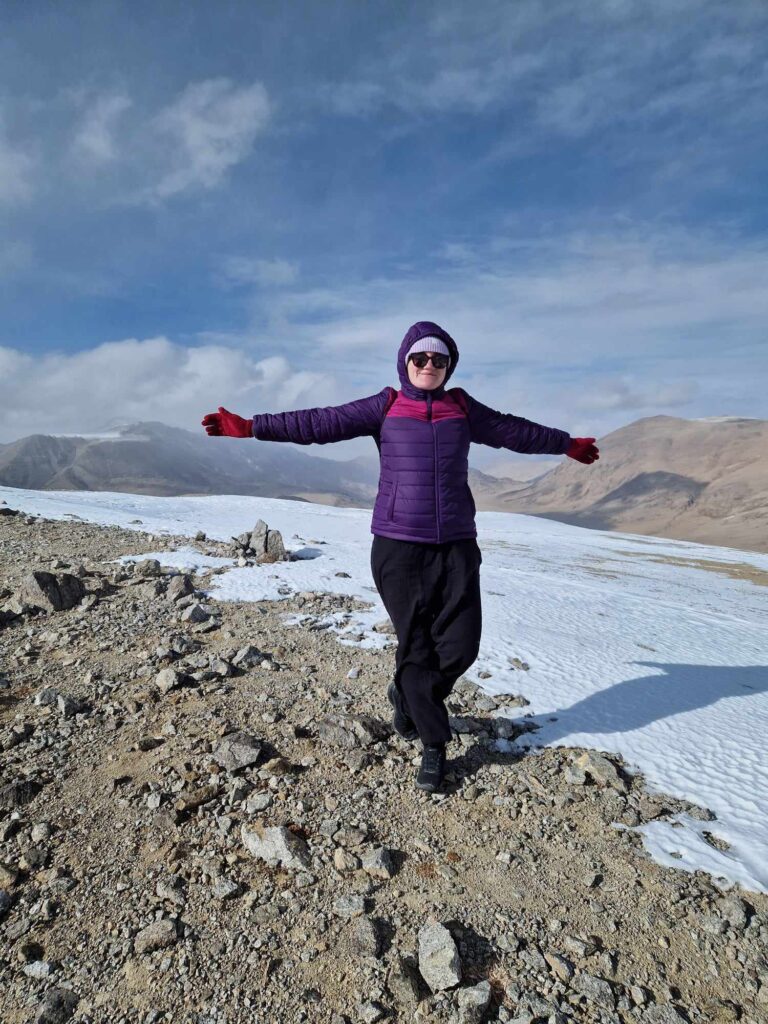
[490,415,768,554]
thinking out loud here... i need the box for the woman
[202,320,599,793]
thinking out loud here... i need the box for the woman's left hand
[565,437,600,464]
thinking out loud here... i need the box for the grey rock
[545,951,574,982]
[232,644,264,668]
[248,520,269,552]
[350,916,380,957]
[357,1002,386,1024]
[264,529,287,562]
[572,972,614,1008]
[317,712,388,749]
[387,954,421,1009]
[574,752,627,793]
[0,776,43,810]
[166,574,193,602]
[155,668,183,694]
[20,571,85,612]
[34,987,79,1024]
[156,875,187,907]
[241,823,311,870]
[212,876,241,900]
[457,980,491,1023]
[418,919,462,992]
[640,1007,687,1024]
[133,559,162,578]
[134,918,178,954]
[180,603,211,623]
[718,895,749,931]
[34,686,60,706]
[23,960,57,978]
[333,893,366,919]
[0,889,12,918]
[57,693,84,718]
[362,847,396,880]
[213,731,262,772]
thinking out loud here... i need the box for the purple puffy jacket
[252,321,572,544]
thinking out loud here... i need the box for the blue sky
[1,0,766,473]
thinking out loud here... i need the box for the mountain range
[0,415,764,553]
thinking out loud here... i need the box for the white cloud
[232,223,768,444]
[0,336,336,444]
[71,93,132,163]
[0,122,34,204]
[147,79,270,201]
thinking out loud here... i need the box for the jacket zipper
[427,393,440,543]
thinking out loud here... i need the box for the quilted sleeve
[252,387,392,445]
[462,391,571,455]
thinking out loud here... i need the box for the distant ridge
[1,414,764,553]
[0,421,379,505]
[489,415,768,554]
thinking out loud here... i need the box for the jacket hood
[397,321,459,399]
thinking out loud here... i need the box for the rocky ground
[1,503,767,1024]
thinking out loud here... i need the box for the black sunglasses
[409,352,449,369]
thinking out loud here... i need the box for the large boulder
[19,571,85,612]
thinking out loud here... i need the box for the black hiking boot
[387,682,418,741]
[416,743,447,793]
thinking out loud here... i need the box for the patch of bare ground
[1,507,766,1024]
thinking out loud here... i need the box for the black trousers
[370,534,483,745]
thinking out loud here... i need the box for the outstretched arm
[462,391,572,455]
[203,388,392,444]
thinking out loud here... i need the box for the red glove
[565,437,600,464]
[201,407,253,438]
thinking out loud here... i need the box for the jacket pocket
[387,482,398,521]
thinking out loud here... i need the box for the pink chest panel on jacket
[385,389,467,422]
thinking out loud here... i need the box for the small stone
[212,876,241,900]
[362,847,396,880]
[350,916,380,957]
[133,558,162,577]
[241,823,311,871]
[334,848,361,872]
[544,951,574,982]
[34,687,60,706]
[156,875,187,907]
[574,752,627,792]
[457,980,492,1023]
[134,919,178,954]
[232,644,263,668]
[357,1001,386,1024]
[0,889,13,918]
[180,603,211,623]
[418,919,462,992]
[24,960,57,979]
[155,668,183,694]
[34,987,79,1024]
[572,972,614,1008]
[166,575,193,602]
[333,894,366,919]
[641,1007,688,1024]
[212,731,262,772]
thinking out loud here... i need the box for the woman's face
[407,353,448,390]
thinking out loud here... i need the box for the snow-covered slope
[3,484,767,892]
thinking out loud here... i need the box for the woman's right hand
[201,407,253,438]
